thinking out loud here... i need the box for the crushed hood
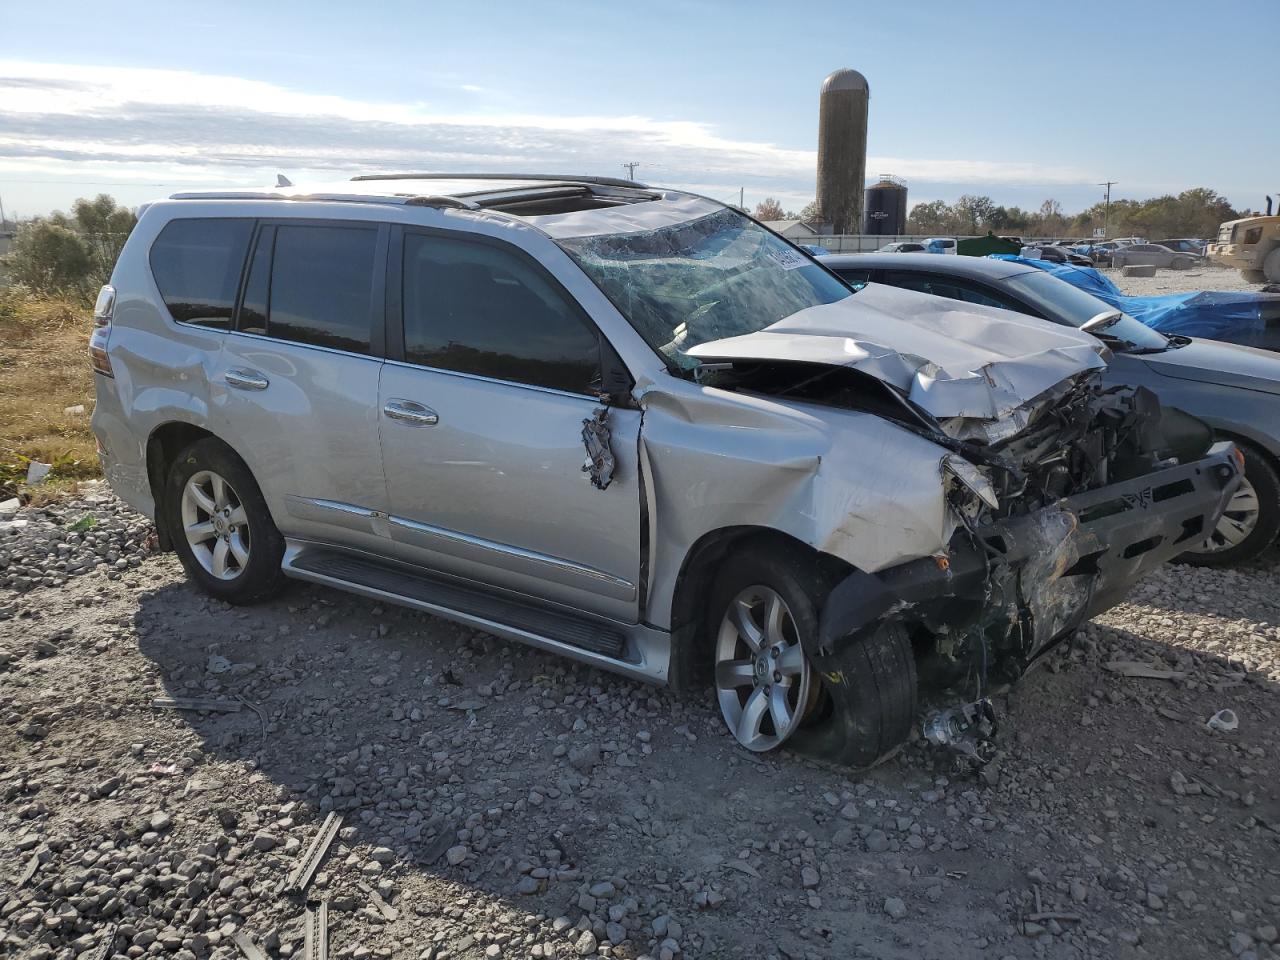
[687,282,1107,423]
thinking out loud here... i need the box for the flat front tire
[165,438,286,603]
[708,546,918,767]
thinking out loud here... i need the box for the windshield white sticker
[766,247,809,271]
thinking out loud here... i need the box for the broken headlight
[941,454,1000,510]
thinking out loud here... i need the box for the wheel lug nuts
[773,671,782,682]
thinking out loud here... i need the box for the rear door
[210,219,390,553]
[376,227,643,622]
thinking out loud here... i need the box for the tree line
[753,187,1249,240]
[1,195,137,299]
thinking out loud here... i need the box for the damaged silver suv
[91,174,1241,766]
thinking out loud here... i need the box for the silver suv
[91,174,1241,766]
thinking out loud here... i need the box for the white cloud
[0,59,1094,213]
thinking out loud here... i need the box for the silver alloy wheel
[714,585,812,752]
[1188,475,1260,553]
[181,470,251,580]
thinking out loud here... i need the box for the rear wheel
[1263,247,1280,284]
[708,547,917,767]
[1241,269,1267,283]
[165,438,287,603]
[1178,442,1280,567]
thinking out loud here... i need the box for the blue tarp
[988,255,1278,346]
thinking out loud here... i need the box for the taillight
[89,284,114,377]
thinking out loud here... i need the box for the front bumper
[816,441,1241,666]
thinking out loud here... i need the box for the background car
[876,240,927,253]
[1024,244,1093,266]
[823,252,1280,566]
[1113,243,1201,270]
[1158,238,1208,254]
[922,237,957,254]
[988,255,1280,351]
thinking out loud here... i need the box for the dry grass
[0,290,101,498]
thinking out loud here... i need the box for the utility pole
[1098,181,1117,238]
[0,192,6,231]
[739,187,744,210]
[622,162,641,181]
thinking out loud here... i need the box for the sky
[2,0,1278,222]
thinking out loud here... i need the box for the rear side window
[401,233,601,394]
[240,224,378,354]
[149,219,252,329]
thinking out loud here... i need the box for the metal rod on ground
[304,900,328,960]
[284,812,343,895]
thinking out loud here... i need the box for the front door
[377,228,643,622]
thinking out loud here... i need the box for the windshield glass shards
[559,208,852,369]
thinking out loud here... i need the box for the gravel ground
[1105,263,1268,297]
[2,488,1278,960]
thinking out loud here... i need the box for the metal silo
[816,68,869,235]
[863,175,908,235]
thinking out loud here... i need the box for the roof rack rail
[405,195,481,210]
[350,172,647,190]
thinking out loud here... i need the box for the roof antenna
[276,174,293,188]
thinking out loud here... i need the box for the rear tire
[1263,247,1280,284]
[1241,269,1267,283]
[707,545,917,767]
[1178,442,1280,567]
[165,438,287,604]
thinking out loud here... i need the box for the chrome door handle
[383,399,439,426]
[225,369,269,391]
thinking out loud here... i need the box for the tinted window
[149,218,252,328]
[402,234,601,394]
[880,271,1020,310]
[255,224,377,353]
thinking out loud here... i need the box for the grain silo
[815,68,869,235]
[863,175,908,235]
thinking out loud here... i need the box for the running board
[281,544,669,683]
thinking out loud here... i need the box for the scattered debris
[1205,708,1239,733]
[150,696,243,713]
[284,812,344,896]
[0,497,19,518]
[368,888,399,923]
[1103,661,1187,681]
[89,923,119,960]
[63,404,87,415]
[25,460,52,485]
[921,698,997,763]
[234,930,269,960]
[207,654,232,674]
[16,853,38,887]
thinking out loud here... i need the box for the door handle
[383,399,439,426]
[225,368,269,391]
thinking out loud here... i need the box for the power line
[620,162,641,181]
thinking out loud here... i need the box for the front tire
[1178,442,1280,567]
[707,546,918,767]
[165,438,287,603]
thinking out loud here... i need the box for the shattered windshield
[559,208,853,369]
